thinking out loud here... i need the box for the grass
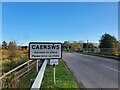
[18,68,36,88]
[64,50,119,60]
[64,50,75,53]
[18,60,79,89]
[79,52,119,60]
[41,60,79,89]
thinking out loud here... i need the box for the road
[63,52,119,88]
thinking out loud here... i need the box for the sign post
[50,59,58,65]
[29,42,62,84]
[50,59,58,84]
[53,64,55,84]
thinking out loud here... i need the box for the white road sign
[29,42,62,59]
[50,59,58,65]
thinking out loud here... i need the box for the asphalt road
[63,52,119,88]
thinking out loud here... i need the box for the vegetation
[2,41,7,49]
[63,41,70,50]
[117,41,120,56]
[99,33,118,55]
[1,41,29,88]
[1,41,29,73]
[0,33,119,88]
[18,68,36,88]
[2,73,19,88]
[63,33,120,57]
[69,42,81,51]
[8,41,18,61]
[63,41,84,51]
[41,60,79,89]
[18,60,79,89]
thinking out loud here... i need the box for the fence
[0,59,39,89]
[0,60,36,80]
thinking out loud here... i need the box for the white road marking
[101,64,120,72]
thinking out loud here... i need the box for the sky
[2,2,118,45]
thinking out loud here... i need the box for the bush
[23,48,29,54]
[16,50,24,55]
[8,41,18,61]
[2,58,26,73]
[2,60,11,72]
[2,49,8,56]
[2,73,19,88]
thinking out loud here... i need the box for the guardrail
[0,60,34,80]
[16,61,37,79]
[31,60,47,90]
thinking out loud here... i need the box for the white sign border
[29,42,62,60]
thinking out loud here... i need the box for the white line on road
[101,64,120,72]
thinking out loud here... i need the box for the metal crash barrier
[31,60,47,90]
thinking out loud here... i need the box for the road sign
[29,42,62,59]
[50,59,58,65]
[50,59,58,84]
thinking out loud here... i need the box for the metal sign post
[53,64,56,84]
[50,59,58,84]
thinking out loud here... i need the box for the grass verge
[18,60,79,89]
[79,52,119,60]
[18,68,36,88]
[41,60,79,89]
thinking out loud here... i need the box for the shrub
[2,73,19,88]
[23,48,29,54]
[2,49,8,56]
[8,41,18,61]
[2,58,26,73]
[16,50,24,55]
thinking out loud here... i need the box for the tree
[2,41,7,49]
[117,41,120,56]
[117,41,120,49]
[21,46,27,50]
[83,43,87,49]
[63,41,70,50]
[83,43,94,52]
[99,33,117,54]
[8,41,18,60]
[70,42,81,51]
